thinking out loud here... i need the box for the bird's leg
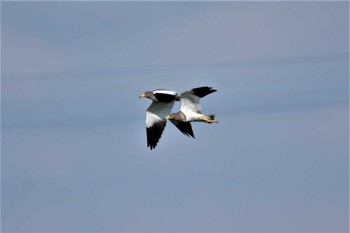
[197,117,219,123]
[205,119,219,123]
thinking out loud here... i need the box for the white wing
[145,100,175,149]
[179,90,202,114]
[178,86,217,114]
[146,101,175,128]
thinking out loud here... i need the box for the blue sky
[1,2,349,232]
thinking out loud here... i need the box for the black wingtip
[192,86,217,98]
[146,120,167,150]
[169,120,195,139]
[183,131,195,139]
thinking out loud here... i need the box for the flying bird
[166,86,218,138]
[140,86,218,150]
[139,89,177,150]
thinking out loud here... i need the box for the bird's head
[139,91,152,99]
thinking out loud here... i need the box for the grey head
[139,91,157,101]
[166,112,186,122]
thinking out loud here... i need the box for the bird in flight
[139,86,218,150]
[166,86,218,138]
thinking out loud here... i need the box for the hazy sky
[2,1,349,232]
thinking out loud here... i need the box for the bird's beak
[139,93,145,98]
[165,115,170,119]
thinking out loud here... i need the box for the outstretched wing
[179,86,217,113]
[169,119,195,138]
[146,100,175,149]
[153,89,178,102]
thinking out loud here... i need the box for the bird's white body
[180,110,203,122]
